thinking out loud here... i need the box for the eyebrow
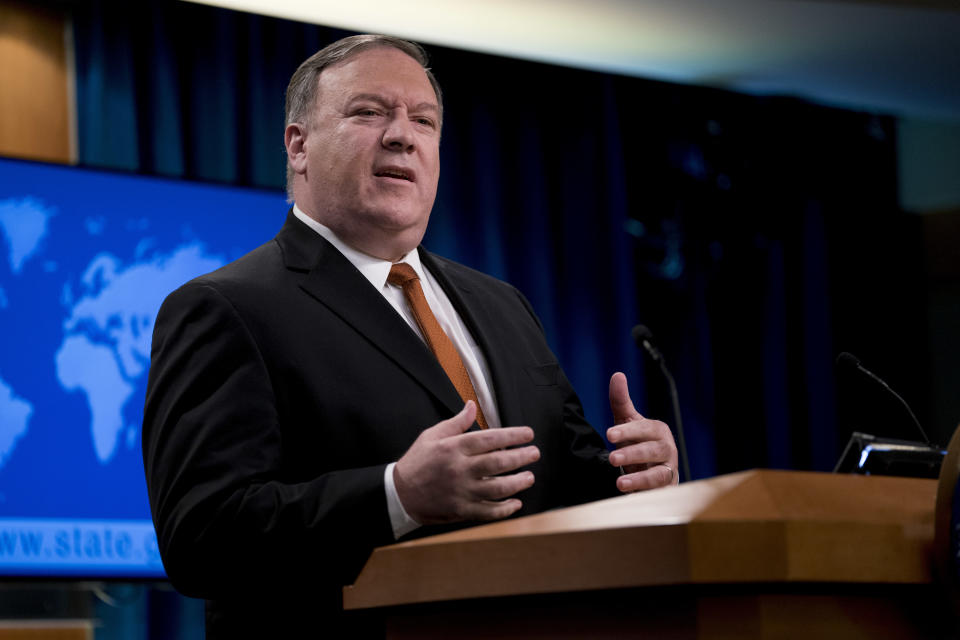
[348,93,439,115]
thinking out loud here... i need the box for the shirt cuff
[384,462,421,539]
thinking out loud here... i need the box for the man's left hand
[606,372,679,491]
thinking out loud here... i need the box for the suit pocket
[524,362,559,386]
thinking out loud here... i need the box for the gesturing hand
[393,402,540,525]
[606,372,679,491]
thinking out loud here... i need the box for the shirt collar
[292,204,425,290]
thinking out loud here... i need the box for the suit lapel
[419,249,526,428]
[275,213,464,418]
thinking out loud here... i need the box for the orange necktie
[388,263,489,429]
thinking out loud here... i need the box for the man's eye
[415,117,435,127]
[357,109,379,116]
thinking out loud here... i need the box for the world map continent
[0,197,53,468]
[55,245,224,462]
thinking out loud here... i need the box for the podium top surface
[343,470,938,610]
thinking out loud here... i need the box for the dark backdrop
[67,0,932,636]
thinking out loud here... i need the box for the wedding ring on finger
[659,463,677,485]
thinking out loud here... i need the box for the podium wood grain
[342,470,950,638]
[345,470,937,611]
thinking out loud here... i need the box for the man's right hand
[393,402,540,525]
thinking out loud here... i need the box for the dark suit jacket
[142,212,619,638]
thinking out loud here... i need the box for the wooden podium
[344,470,952,638]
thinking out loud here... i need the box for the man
[143,34,678,638]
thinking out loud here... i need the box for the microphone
[631,325,663,363]
[835,351,932,446]
[631,324,691,482]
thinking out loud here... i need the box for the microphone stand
[659,358,691,483]
[633,325,692,482]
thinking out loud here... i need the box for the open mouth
[374,167,415,182]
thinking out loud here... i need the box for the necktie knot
[388,262,418,288]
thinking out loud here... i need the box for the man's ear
[285,122,308,175]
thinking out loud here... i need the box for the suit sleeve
[142,281,394,599]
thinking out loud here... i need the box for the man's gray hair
[284,34,444,201]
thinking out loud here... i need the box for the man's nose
[381,114,415,152]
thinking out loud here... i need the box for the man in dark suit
[142,34,678,638]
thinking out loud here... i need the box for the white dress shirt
[292,206,501,538]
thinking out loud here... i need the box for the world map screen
[0,157,289,577]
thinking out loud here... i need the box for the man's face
[295,47,441,260]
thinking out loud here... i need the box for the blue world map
[0,198,223,467]
[0,158,287,576]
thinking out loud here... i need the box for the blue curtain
[71,0,928,636]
